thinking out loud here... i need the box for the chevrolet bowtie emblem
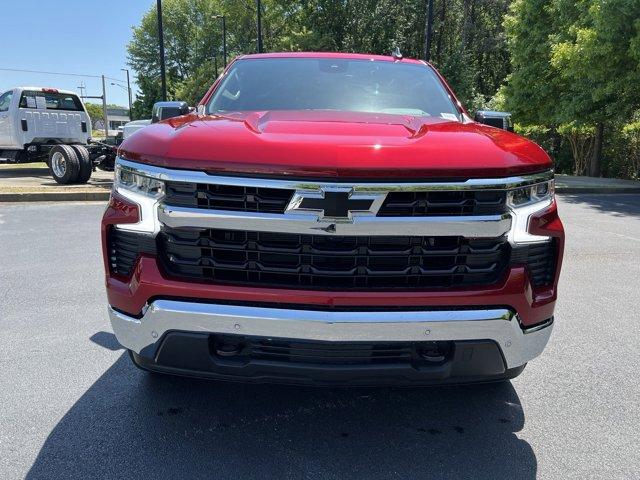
[286,188,385,222]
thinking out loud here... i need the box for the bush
[516,119,640,179]
[603,121,640,180]
[515,124,574,174]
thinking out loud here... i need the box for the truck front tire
[71,145,92,184]
[48,145,80,184]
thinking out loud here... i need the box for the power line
[0,67,99,78]
[0,67,125,83]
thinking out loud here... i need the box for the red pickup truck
[103,52,564,385]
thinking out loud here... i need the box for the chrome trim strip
[117,158,553,192]
[158,204,513,237]
[109,300,553,369]
[523,317,554,334]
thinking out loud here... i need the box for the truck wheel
[71,145,92,184]
[48,145,80,184]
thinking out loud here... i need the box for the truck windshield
[19,91,84,111]
[207,58,461,120]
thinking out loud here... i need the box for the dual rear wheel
[48,145,93,184]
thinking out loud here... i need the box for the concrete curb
[556,186,640,194]
[0,191,111,202]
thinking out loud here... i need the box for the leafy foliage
[127,0,514,116]
[125,0,640,178]
[84,103,104,123]
[503,0,640,176]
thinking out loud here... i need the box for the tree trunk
[436,0,446,63]
[460,0,474,49]
[590,122,604,177]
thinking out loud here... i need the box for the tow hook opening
[417,341,454,365]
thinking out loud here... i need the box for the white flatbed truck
[0,87,116,184]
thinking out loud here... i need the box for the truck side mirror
[474,110,514,132]
[151,101,190,123]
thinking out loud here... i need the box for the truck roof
[236,51,428,66]
[11,86,79,95]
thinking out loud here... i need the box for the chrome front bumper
[109,300,552,369]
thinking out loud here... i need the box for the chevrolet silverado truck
[103,52,564,385]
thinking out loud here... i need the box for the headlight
[113,160,164,233]
[507,179,555,244]
[115,163,164,198]
[507,180,554,209]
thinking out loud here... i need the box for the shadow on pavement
[26,333,536,480]
[90,331,124,351]
[559,193,640,218]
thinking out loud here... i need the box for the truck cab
[0,87,91,155]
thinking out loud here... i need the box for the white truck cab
[0,87,91,152]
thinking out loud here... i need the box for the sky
[0,0,155,109]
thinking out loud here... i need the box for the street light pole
[256,0,263,53]
[157,0,167,101]
[101,75,108,139]
[424,0,434,62]
[121,68,132,117]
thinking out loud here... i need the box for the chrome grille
[164,181,508,217]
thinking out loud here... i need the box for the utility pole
[77,83,86,100]
[213,15,227,67]
[424,0,434,62]
[101,75,108,139]
[256,0,263,53]
[221,16,227,66]
[157,0,167,101]
[121,68,132,117]
[214,53,218,76]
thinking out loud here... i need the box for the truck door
[0,90,15,147]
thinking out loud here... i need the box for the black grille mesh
[107,227,156,277]
[164,182,294,213]
[212,335,453,366]
[379,190,507,216]
[109,227,557,288]
[511,241,557,287]
[157,227,510,290]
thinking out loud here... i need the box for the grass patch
[0,162,48,170]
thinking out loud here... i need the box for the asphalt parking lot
[1,194,638,479]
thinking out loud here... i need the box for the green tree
[84,103,104,124]
[128,0,227,116]
[130,76,163,120]
[127,0,514,114]
[503,0,640,175]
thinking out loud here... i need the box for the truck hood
[119,110,552,179]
